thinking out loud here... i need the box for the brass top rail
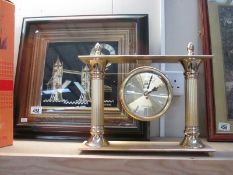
[79,55,213,64]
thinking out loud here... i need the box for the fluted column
[180,42,205,149]
[85,43,109,147]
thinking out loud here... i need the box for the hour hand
[151,86,159,92]
[144,85,160,96]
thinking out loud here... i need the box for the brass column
[180,42,204,148]
[85,44,109,147]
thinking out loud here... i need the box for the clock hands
[147,75,153,89]
[144,85,159,96]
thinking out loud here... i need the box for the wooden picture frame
[14,15,149,140]
[199,0,233,141]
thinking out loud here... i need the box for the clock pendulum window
[79,42,214,152]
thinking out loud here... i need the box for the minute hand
[147,75,153,89]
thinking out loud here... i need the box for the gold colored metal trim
[79,55,212,64]
[80,140,215,153]
[180,126,204,149]
[84,46,109,147]
[180,42,205,149]
[80,42,213,149]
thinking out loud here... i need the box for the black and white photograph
[41,42,118,108]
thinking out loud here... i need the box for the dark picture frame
[14,15,149,140]
[199,0,233,141]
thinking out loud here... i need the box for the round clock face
[120,66,173,121]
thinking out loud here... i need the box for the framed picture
[199,0,233,141]
[14,15,149,140]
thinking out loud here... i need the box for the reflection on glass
[209,0,233,118]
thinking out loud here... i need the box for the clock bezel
[120,66,173,121]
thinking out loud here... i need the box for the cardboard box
[0,0,14,147]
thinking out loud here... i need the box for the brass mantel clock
[120,66,173,121]
[79,42,215,153]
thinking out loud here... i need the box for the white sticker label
[21,118,28,123]
[218,122,231,132]
[31,106,42,115]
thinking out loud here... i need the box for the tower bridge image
[45,57,112,105]
[43,43,115,106]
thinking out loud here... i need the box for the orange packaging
[0,0,14,147]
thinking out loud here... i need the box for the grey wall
[164,0,206,137]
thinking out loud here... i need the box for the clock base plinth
[80,141,215,153]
